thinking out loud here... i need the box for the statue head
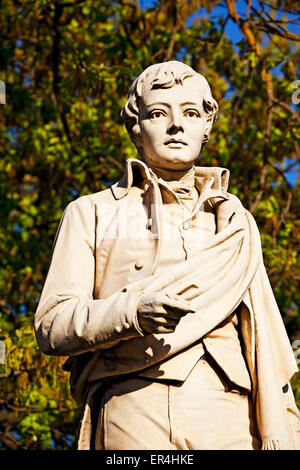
[121,61,218,170]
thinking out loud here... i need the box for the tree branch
[272,97,300,125]
[249,165,267,213]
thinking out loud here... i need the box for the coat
[34,158,300,449]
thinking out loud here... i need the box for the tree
[0,0,299,449]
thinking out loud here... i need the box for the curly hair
[121,61,218,147]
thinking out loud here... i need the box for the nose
[167,110,183,135]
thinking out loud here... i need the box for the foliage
[0,0,299,449]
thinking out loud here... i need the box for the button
[135,260,143,270]
[115,325,122,333]
[183,221,191,230]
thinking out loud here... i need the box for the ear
[131,123,143,146]
[202,118,213,143]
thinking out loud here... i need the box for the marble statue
[34,61,300,450]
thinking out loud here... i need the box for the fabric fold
[86,198,298,449]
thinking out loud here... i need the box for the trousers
[92,354,261,450]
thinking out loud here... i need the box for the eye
[149,110,165,119]
[184,109,200,118]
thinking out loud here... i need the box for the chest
[93,194,216,298]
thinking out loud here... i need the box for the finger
[161,303,194,317]
[140,320,177,335]
[160,307,188,320]
[154,317,179,327]
[142,314,179,326]
[155,325,177,334]
[162,294,195,313]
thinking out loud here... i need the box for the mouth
[164,139,187,146]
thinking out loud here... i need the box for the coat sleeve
[34,195,144,356]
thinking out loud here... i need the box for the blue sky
[138,0,299,186]
[140,0,299,45]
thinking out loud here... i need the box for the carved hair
[121,61,218,146]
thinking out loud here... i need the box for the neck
[148,164,195,182]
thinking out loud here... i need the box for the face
[137,76,209,171]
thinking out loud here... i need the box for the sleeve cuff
[126,291,145,337]
[111,290,145,340]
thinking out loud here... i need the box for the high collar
[148,164,195,183]
[111,158,230,200]
[148,166,196,198]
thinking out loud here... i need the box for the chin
[143,150,199,171]
[163,153,197,168]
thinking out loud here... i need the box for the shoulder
[215,191,245,216]
[59,188,117,228]
[225,192,255,220]
[216,192,261,232]
[66,187,116,212]
[225,193,261,240]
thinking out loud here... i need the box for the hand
[137,291,195,334]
